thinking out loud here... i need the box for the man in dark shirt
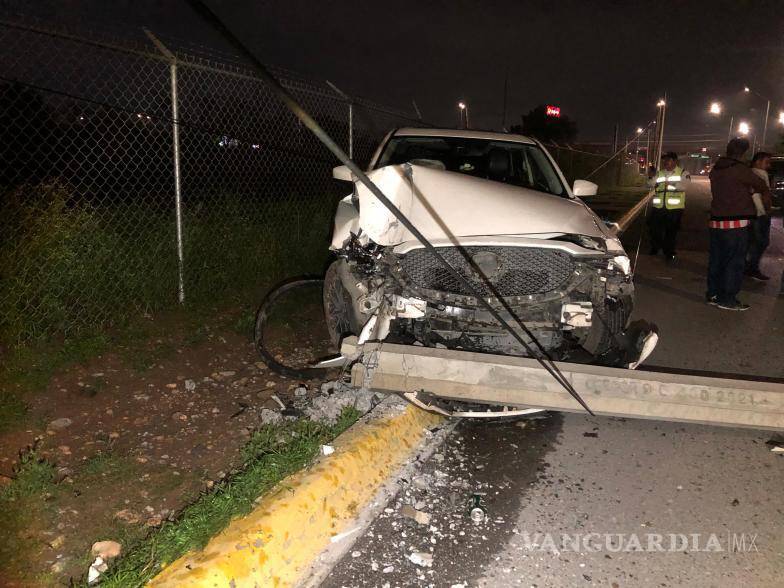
[707,138,771,311]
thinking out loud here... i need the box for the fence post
[145,29,185,304]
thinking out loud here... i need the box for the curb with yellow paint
[149,399,444,587]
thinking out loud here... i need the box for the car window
[769,160,784,176]
[376,136,566,196]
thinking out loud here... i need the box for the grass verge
[0,450,59,583]
[98,407,361,587]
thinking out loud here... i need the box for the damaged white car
[324,128,656,368]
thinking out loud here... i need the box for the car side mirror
[572,179,598,197]
[332,164,354,182]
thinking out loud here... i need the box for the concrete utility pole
[654,96,667,167]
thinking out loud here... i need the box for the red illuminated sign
[546,105,561,118]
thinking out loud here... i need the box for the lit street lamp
[742,85,771,148]
[779,111,784,125]
[457,101,469,129]
[738,121,750,136]
[653,98,667,168]
[709,102,734,142]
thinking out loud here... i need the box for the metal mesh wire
[400,246,575,298]
[0,13,423,343]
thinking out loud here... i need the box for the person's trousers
[648,207,683,256]
[707,227,749,304]
[746,215,771,273]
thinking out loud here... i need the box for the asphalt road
[321,177,784,588]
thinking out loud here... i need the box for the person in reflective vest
[647,152,689,261]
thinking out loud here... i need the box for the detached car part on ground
[322,129,658,416]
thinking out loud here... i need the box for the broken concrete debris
[259,408,282,425]
[303,382,379,424]
[408,551,433,567]
[400,504,431,525]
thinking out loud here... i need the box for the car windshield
[375,136,566,196]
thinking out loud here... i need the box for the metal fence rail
[0,13,422,343]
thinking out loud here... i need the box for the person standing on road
[648,152,689,262]
[707,138,771,311]
[745,151,773,281]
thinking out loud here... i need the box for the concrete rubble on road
[302,381,381,424]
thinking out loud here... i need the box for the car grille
[399,246,575,297]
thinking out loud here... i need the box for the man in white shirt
[746,152,772,281]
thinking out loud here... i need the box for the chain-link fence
[0,13,425,344]
[547,143,644,189]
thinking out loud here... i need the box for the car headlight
[610,255,631,276]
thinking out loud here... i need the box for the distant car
[770,156,784,208]
[324,128,657,368]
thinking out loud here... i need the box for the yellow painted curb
[148,402,444,587]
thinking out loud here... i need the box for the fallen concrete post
[344,339,784,430]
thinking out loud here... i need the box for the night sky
[20,0,784,144]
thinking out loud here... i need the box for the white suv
[325,128,655,367]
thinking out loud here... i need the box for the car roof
[394,127,537,145]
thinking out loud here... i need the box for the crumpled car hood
[353,164,609,246]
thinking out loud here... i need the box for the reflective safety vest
[653,165,686,210]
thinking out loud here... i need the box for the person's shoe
[705,294,719,306]
[747,270,770,282]
[716,299,750,311]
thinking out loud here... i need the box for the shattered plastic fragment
[87,557,108,584]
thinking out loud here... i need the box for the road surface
[321,177,784,588]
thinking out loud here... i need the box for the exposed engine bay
[325,234,636,366]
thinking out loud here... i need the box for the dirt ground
[0,285,334,586]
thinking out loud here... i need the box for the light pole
[654,98,667,168]
[743,86,771,148]
[709,102,734,143]
[635,127,643,173]
[458,101,469,129]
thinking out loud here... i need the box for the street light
[742,85,771,148]
[636,127,643,134]
[710,101,734,142]
[738,121,750,136]
[779,111,784,125]
[656,99,666,107]
[457,101,469,129]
